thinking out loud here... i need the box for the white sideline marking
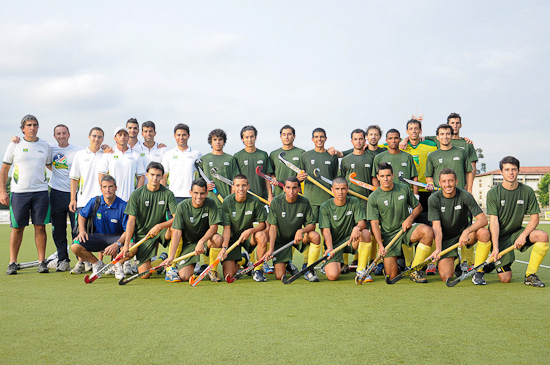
[515,260,550,269]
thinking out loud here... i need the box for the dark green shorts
[496,227,534,268]
[381,224,420,258]
[272,241,306,264]
[135,228,169,265]
[326,235,355,264]
[177,242,210,268]
[225,238,254,262]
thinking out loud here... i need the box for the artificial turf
[1,224,549,364]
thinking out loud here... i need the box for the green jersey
[367,181,419,239]
[269,146,305,196]
[222,193,267,242]
[340,152,374,199]
[372,150,418,183]
[426,136,478,166]
[267,194,315,245]
[199,153,240,208]
[487,183,540,238]
[428,188,482,240]
[319,196,367,244]
[365,146,387,159]
[172,197,222,245]
[125,185,178,240]
[233,148,273,200]
[425,147,472,189]
[300,150,338,206]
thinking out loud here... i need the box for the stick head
[84,274,95,284]
[349,172,357,179]
[225,274,234,283]
[384,275,393,285]
[281,275,290,284]
[256,165,263,175]
[210,167,218,175]
[313,168,321,178]
[354,275,363,285]
[189,276,195,285]
[445,277,457,287]
[194,159,202,170]
[118,278,127,285]
[280,151,286,158]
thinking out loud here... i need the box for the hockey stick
[119,251,195,285]
[210,167,270,205]
[225,240,295,283]
[256,165,284,188]
[194,158,224,203]
[398,175,441,191]
[281,239,350,284]
[446,245,515,287]
[278,152,334,197]
[349,172,377,192]
[355,229,404,285]
[84,234,151,284]
[313,168,369,202]
[17,251,58,270]
[189,239,242,287]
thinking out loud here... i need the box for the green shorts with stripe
[135,228,170,265]
[272,241,307,264]
[326,235,355,264]
[176,242,210,268]
[381,224,420,258]
[225,238,254,262]
[496,227,534,268]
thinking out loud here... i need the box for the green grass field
[1,224,549,364]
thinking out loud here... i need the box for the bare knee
[34,225,46,233]
[477,228,491,242]
[140,273,152,279]
[210,234,223,248]
[498,272,512,283]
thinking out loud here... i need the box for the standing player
[340,129,375,202]
[428,168,490,281]
[126,118,141,150]
[319,177,371,281]
[98,127,146,202]
[367,163,434,283]
[269,125,305,197]
[365,125,387,159]
[220,174,268,282]
[133,121,166,166]
[161,179,223,282]
[234,125,273,203]
[2,115,52,274]
[122,162,177,279]
[264,177,321,281]
[474,156,549,287]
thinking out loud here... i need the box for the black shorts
[73,234,121,252]
[10,191,50,228]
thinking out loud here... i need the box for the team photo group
[2,113,548,288]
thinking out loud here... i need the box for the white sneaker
[47,258,59,270]
[70,261,86,274]
[130,260,138,274]
[56,260,71,272]
[123,261,133,275]
[114,262,125,280]
[84,261,93,272]
[92,260,106,279]
[104,266,115,275]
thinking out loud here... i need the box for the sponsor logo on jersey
[325,161,331,165]
[333,215,338,220]
[257,160,263,164]
[97,213,102,219]
[453,157,460,161]
[384,200,389,206]
[158,200,165,205]
[23,149,28,152]
[282,212,286,218]
[209,162,213,166]
[517,200,524,205]
[190,217,194,223]
[296,213,303,217]
[351,163,355,168]
[292,157,299,161]
[173,156,178,159]
[441,207,446,212]
[245,210,252,215]
[232,211,236,218]
[401,162,407,166]
[412,155,419,164]
[202,213,208,218]
[111,219,118,223]
[454,205,462,210]
[145,201,150,207]
[501,200,505,206]
[38,150,44,154]
[53,153,69,170]
[365,164,370,168]
[438,158,443,163]
[346,210,352,216]
[141,153,145,157]
[114,155,119,159]
[244,160,249,165]
[224,162,229,166]
[398,195,405,200]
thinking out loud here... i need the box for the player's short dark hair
[351,129,365,138]
[406,119,422,130]
[146,162,164,175]
[20,114,38,129]
[280,125,295,135]
[312,128,326,138]
[447,113,461,123]
[89,127,104,136]
[207,129,227,145]
[285,176,300,186]
[377,162,393,174]
[499,156,520,170]
[174,123,190,134]
[366,125,382,136]
[332,176,348,186]
[100,174,117,186]
[142,121,155,131]
[54,124,69,133]
[233,174,248,183]
[240,125,257,139]
[126,118,139,127]
[438,168,457,180]
[386,128,400,138]
[436,124,453,136]
[191,178,207,190]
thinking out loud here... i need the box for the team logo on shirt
[453,157,460,161]
[501,200,506,206]
[111,219,118,223]
[209,162,213,167]
[325,161,331,165]
[517,200,524,205]
[190,217,194,223]
[158,201,165,205]
[365,164,370,168]
[384,200,389,206]
[351,163,355,168]
[232,212,236,218]
[398,195,405,200]
[311,160,315,164]
[245,210,252,215]
[401,162,407,166]
[173,156,178,159]
[282,212,286,218]
[454,205,462,210]
[257,160,263,164]
[145,201,150,207]
[97,213,102,219]
[438,158,443,163]
[244,160,249,165]
[333,215,338,220]
[297,213,303,217]
[114,156,119,159]
[441,207,446,212]
[23,149,28,152]
[141,153,145,157]
[202,213,208,218]
[346,211,352,216]
[53,154,69,170]
[224,162,229,166]
[292,157,299,161]
[413,156,419,164]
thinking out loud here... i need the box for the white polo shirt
[50,144,83,192]
[69,147,104,208]
[3,138,52,193]
[98,147,146,201]
[161,146,202,198]
[133,141,166,166]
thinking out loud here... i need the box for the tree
[476,148,486,174]
[536,172,550,207]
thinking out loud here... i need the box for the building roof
[477,167,550,177]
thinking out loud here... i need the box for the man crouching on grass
[121,162,178,279]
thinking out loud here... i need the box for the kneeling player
[162,179,223,282]
[220,174,268,282]
[264,176,321,281]
[476,156,549,287]
[367,163,434,283]
[428,168,490,282]
[320,177,371,281]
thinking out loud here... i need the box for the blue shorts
[73,233,121,252]
[10,191,50,228]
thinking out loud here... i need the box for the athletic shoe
[104,266,115,275]
[47,258,59,270]
[320,263,326,275]
[193,262,202,275]
[263,263,274,274]
[208,270,221,282]
[130,260,138,274]
[349,259,358,271]
[409,270,427,283]
[6,262,17,275]
[241,251,250,268]
[114,262,125,280]
[472,272,486,285]
[374,262,384,276]
[92,260,106,279]
[165,267,181,283]
[425,263,437,275]
[70,261,86,274]
[363,274,373,283]
[524,274,545,288]
[123,261,133,275]
[57,260,71,272]
[37,261,49,273]
[304,271,319,282]
[84,261,93,272]
[253,270,267,282]
[341,264,350,274]
[286,261,299,276]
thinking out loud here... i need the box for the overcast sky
[1,1,548,171]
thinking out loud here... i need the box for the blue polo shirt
[79,195,128,234]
